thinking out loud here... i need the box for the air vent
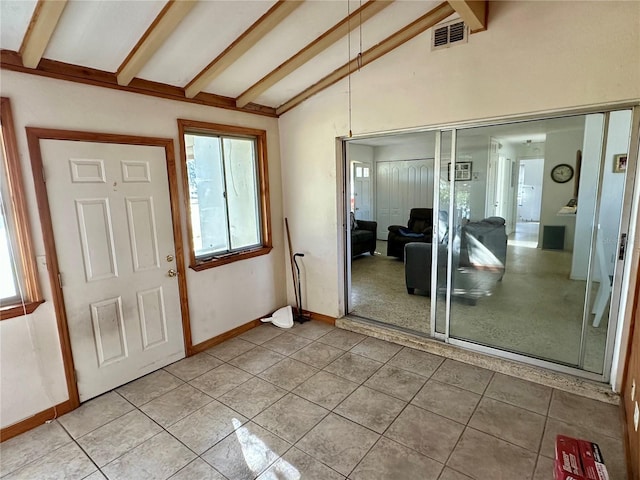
[432,19,468,51]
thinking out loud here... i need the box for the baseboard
[190,318,262,354]
[1,400,75,442]
[304,310,336,325]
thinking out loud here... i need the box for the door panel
[41,140,184,402]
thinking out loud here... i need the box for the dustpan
[260,305,294,329]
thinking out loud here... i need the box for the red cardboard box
[554,435,609,480]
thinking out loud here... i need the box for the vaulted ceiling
[0,0,486,117]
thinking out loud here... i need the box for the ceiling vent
[432,19,468,51]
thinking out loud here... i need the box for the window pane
[187,134,229,257]
[0,196,19,302]
[223,137,260,250]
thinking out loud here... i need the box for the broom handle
[284,218,300,312]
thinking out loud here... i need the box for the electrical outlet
[634,401,639,432]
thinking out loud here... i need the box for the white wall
[0,72,285,428]
[277,0,640,369]
[539,129,584,250]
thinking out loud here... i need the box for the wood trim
[448,0,487,33]
[0,50,277,118]
[176,119,272,271]
[190,310,336,354]
[25,127,192,416]
[0,399,74,442]
[304,310,337,325]
[19,0,68,68]
[276,1,454,115]
[0,301,45,321]
[163,139,194,356]
[236,0,393,108]
[0,97,43,314]
[184,0,303,99]
[190,318,262,354]
[117,0,197,86]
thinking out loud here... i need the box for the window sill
[0,300,45,320]
[190,246,273,271]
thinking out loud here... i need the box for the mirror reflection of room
[347,110,632,376]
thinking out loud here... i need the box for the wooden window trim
[177,119,272,271]
[0,97,43,321]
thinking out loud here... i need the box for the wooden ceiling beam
[19,0,68,69]
[236,0,393,109]
[185,0,303,99]
[448,0,487,33]
[276,2,454,116]
[117,0,197,87]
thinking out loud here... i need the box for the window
[178,120,272,270]
[0,97,42,319]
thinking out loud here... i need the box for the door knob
[167,269,177,277]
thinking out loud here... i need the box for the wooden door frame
[26,128,192,409]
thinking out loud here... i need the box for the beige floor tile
[350,336,403,363]
[253,393,328,443]
[258,357,318,390]
[296,413,379,477]
[257,447,345,480]
[484,373,552,415]
[387,347,444,377]
[438,467,473,480]
[385,404,464,463]
[116,370,184,406]
[261,332,312,356]
[468,397,546,452]
[218,377,287,418]
[292,371,359,409]
[431,359,493,394]
[290,342,344,368]
[2,442,96,480]
[324,352,382,383]
[189,363,252,398]
[102,431,195,480]
[202,421,290,480]
[0,421,71,476]
[163,353,223,381]
[446,428,537,479]
[350,437,443,480]
[287,320,335,340]
[532,455,555,480]
[364,364,427,401]
[548,389,622,439]
[57,391,134,438]
[169,458,226,480]
[168,400,247,454]
[205,337,256,362]
[412,380,481,424]
[334,385,406,434]
[316,328,366,350]
[229,346,285,375]
[77,409,162,467]
[140,383,213,427]
[239,324,284,345]
[83,471,107,480]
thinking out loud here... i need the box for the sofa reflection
[404,217,507,304]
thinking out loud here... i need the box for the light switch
[632,379,636,401]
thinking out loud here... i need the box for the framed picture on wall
[613,154,627,173]
[448,161,472,181]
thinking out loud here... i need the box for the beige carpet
[350,240,609,374]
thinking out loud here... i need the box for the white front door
[41,140,184,402]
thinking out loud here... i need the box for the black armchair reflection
[404,217,507,304]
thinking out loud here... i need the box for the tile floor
[0,321,627,480]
